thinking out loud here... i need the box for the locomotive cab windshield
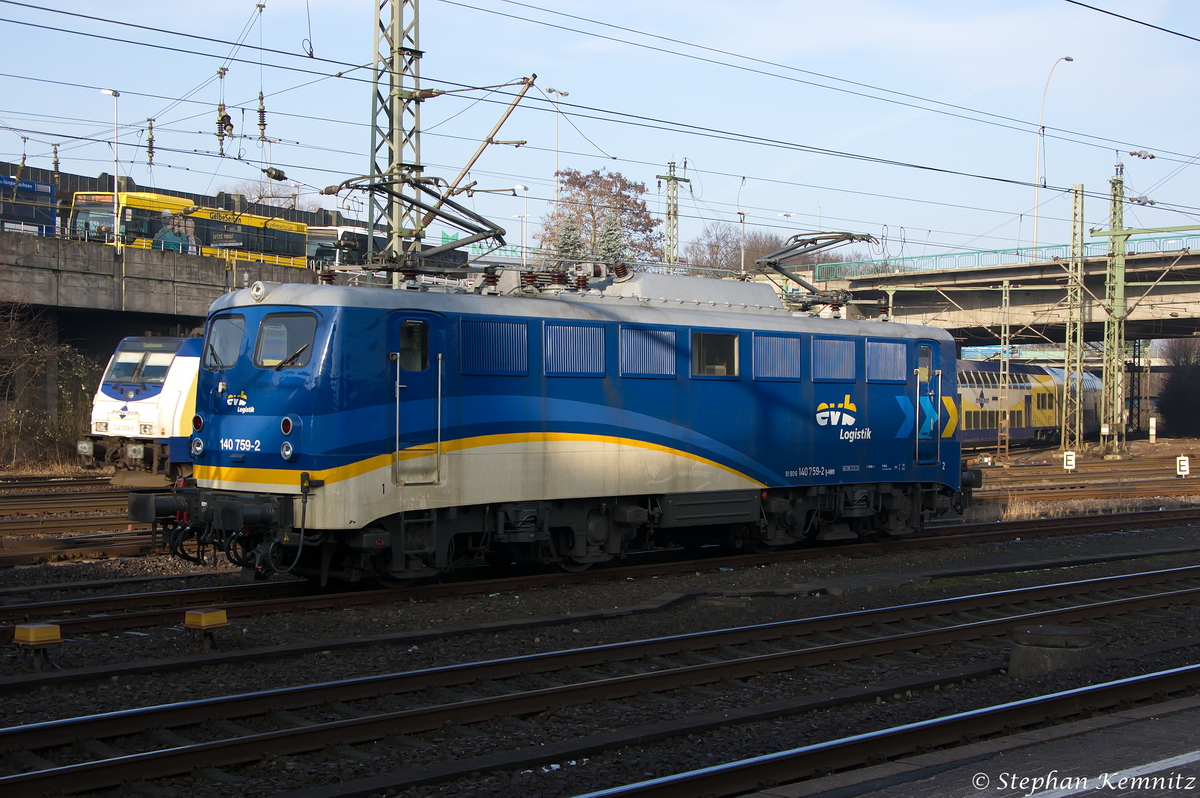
[103,339,181,386]
[204,315,245,369]
[255,314,317,369]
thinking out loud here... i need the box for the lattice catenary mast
[1060,184,1085,452]
[370,0,427,275]
[1100,165,1130,459]
[656,161,689,266]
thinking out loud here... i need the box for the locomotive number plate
[220,438,261,452]
[785,466,834,478]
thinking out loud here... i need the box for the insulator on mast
[51,143,59,175]
[216,103,229,156]
[214,67,232,157]
[146,119,155,167]
[257,92,267,142]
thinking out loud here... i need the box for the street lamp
[514,184,529,269]
[100,88,120,252]
[1032,56,1073,253]
[737,211,749,274]
[778,212,794,238]
[546,87,569,213]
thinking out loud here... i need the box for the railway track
[0,489,130,518]
[0,580,318,627]
[976,477,1200,502]
[3,508,1199,640]
[0,463,1191,552]
[0,485,150,565]
[0,531,155,567]
[4,566,1200,795]
[584,665,1200,798]
[972,457,1200,502]
[0,513,143,537]
[0,476,111,491]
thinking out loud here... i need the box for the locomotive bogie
[140,276,969,583]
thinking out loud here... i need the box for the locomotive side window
[752,333,803,380]
[866,340,907,382]
[812,337,856,382]
[916,346,931,383]
[399,320,429,372]
[691,332,738,377]
[254,314,317,369]
[203,314,245,370]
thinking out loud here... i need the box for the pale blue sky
[2,0,1197,261]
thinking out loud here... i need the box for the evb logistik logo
[816,394,871,441]
[225,391,255,414]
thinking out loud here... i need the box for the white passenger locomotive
[78,337,199,484]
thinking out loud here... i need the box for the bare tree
[1154,337,1200,436]
[0,305,102,466]
[685,222,860,273]
[683,221,739,271]
[1160,337,1200,367]
[218,179,320,212]
[537,169,662,261]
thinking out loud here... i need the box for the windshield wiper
[206,342,224,368]
[275,343,309,371]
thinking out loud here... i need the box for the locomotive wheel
[558,558,593,573]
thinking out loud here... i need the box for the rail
[5,568,1200,795]
[576,664,1200,797]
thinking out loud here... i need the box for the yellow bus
[69,191,308,268]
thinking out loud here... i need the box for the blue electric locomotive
[132,273,973,583]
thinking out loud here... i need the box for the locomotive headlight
[94,422,108,433]
[190,437,205,457]
[280,440,296,461]
[192,415,204,432]
[139,424,153,435]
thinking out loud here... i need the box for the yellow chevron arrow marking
[941,396,959,437]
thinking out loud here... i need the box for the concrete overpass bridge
[821,234,1200,348]
[0,231,315,360]
[6,227,1198,357]
[0,231,315,432]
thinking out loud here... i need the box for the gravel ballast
[1,521,1200,796]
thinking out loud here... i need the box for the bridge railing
[816,233,1200,281]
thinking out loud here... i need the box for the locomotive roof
[211,274,954,343]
